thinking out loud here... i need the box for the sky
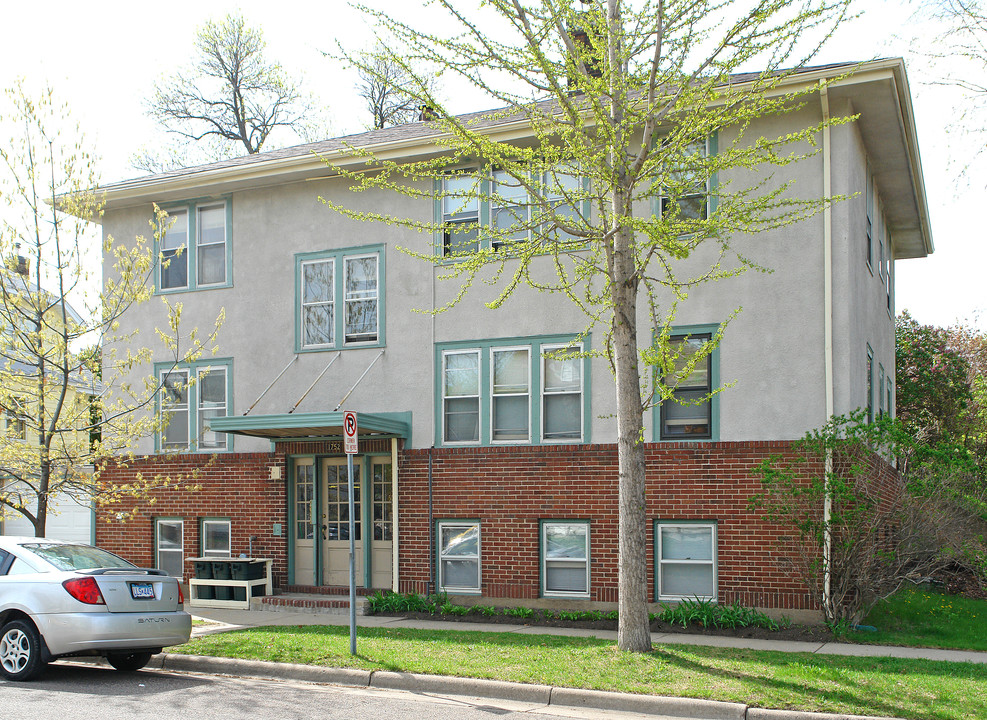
[0,0,982,329]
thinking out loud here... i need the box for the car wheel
[0,620,46,681]
[105,651,153,672]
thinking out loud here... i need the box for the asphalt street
[2,661,680,720]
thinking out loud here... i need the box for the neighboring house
[0,255,97,542]
[90,58,931,619]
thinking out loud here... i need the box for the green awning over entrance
[209,411,411,442]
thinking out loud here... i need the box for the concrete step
[250,593,369,615]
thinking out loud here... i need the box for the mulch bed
[375,610,835,643]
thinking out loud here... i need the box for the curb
[748,712,901,720]
[549,686,746,719]
[68,653,905,720]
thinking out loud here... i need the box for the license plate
[130,582,155,600]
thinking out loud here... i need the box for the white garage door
[2,495,93,543]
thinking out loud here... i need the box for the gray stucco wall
[101,103,899,454]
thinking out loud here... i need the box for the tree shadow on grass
[650,647,979,720]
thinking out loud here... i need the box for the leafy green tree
[326,0,853,651]
[896,310,973,446]
[752,413,987,628]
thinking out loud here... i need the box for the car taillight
[177,583,185,604]
[62,577,106,605]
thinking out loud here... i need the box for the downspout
[428,447,435,595]
[391,437,399,593]
[820,81,835,617]
[429,195,438,597]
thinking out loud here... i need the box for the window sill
[156,281,233,296]
[296,340,385,354]
[543,592,591,600]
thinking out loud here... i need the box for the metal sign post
[343,411,358,656]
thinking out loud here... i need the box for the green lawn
[861,585,987,652]
[176,625,987,720]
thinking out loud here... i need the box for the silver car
[0,537,192,681]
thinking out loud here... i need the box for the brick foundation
[96,452,289,587]
[397,442,823,611]
[95,440,876,613]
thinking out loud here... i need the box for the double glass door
[292,456,392,589]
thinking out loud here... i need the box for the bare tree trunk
[612,222,653,653]
[35,471,48,538]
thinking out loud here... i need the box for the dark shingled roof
[102,61,860,190]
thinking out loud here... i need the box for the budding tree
[0,82,222,537]
[325,0,853,651]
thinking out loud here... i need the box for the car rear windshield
[20,543,135,571]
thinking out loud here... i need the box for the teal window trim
[887,376,893,419]
[650,132,718,220]
[286,460,296,583]
[154,357,234,453]
[653,323,720,442]
[878,364,886,418]
[436,170,484,259]
[539,519,591,599]
[436,518,481,594]
[866,344,874,423]
[199,517,232,557]
[153,516,184,579]
[653,518,718,602]
[294,244,386,353]
[434,334,591,447]
[154,196,233,294]
[865,167,874,273]
[885,226,893,319]
[361,455,372,587]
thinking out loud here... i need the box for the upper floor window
[865,170,874,270]
[866,345,874,423]
[2,395,28,441]
[658,327,718,441]
[491,170,528,249]
[437,336,588,446]
[442,172,480,256]
[884,226,893,315]
[878,364,886,418]
[295,246,384,352]
[158,199,231,292]
[439,167,587,256]
[659,138,711,221]
[157,359,232,452]
[160,209,188,290]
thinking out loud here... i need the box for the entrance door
[320,459,363,586]
[370,458,393,589]
[292,459,316,585]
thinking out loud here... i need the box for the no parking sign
[343,411,358,454]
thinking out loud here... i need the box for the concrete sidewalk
[110,605,982,720]
[188,605,987,665]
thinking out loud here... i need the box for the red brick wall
[96,440,898,612]
[397,442,825,610]
[96,452,288,587]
